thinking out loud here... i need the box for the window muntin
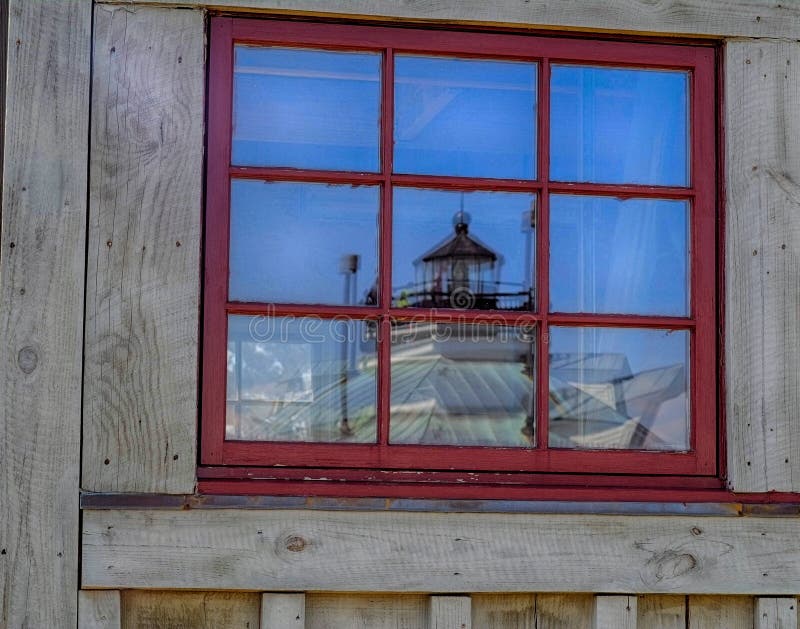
[203,18,718,481]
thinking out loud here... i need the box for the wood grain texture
[638,595,685,629]
[0,1,90,627]
[306,594,427,629]
[755,597,798,629]
[688,596,754,629]
[83,4,205,493]
[471,594,535,629]
[121,591,260,629]
[430,596,470,629]
[96,0,800,39]
[536,594,593,629]
[82,509,800,594]
[725,40,800,493]
[593,596,636,629]
[262,593,305,629]
[79,591,122,629]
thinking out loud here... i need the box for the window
[201,18,718,495]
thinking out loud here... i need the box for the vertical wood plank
[471,594,535,629]
[0,1,90,627]
[536,594,593,629]
[755,597,797,629]
[79,591,122,629]
[725,39,800,492]
[83,4,205,493]
[594,595,637,629]
[306,594,428,629]
[121,591,260,629]
[638,595,685,629]
[261,593,305,629]
[688,595,754,629]
[430,596,471,629]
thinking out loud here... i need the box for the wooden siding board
[688,595,754,629]
[121,591,260,629]
[79,591,122,629]
[0,1,90,627]
[83,4,205,493]
[83,509,800,594]
[306,594,427,629]
[430,596,471,629]
[725,40,800,493]
[95,0,800,40]
[261,593,305,629]
[638,595,685,629]
[755,597,798,629]
[536,594,593,629]
[471,594,535,629]
[593,596,637,629]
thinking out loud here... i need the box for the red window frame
[200,17,719,496]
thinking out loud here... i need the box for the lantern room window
[201,18,718,491]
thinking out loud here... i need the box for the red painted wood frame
[201,17,719,491]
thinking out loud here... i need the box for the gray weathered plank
[688,596,754,629]
[83,4,205,493]
[0,1,90,627]
[638,595,685,629]
[79,591,122,629]
[471,594,535,629]
[536,594,593,629]
[121,591,260,628]
[95,0,800,40]
[83,509,800,594]
[262,593,305,629]
[755,597,797,629]
[725,40,800,492]
[594,596,636,629]
[430,596,470,629]
[306,594,427,629]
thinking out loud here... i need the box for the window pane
[392,188,536,311]
[550,66,689,186]
[229,180,379,306]
[226,315,378,442]
[390,321,536,446]
[233,46,381,171]
[394,55,537,179]
[549,327,689,450]
[550,196,689,315]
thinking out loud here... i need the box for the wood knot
[17,346,38,374]
[285,535,308,552]
[691,526,702,536]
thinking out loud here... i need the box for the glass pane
[390,321,536,446]
[226,315,378,442]
[229,180,379,306]
[394,55,537,179]
[550,196,689,315]
[549,327,689,450]
[550,66,689,186]
[392,188,536,311]
[233,46,381,171]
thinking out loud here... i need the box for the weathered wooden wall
[0,1,91,627]
[80,591,800,629]
[82,4,205,494]
[725,39,800,493]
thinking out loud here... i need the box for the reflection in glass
[549,327,689,450]
[392,188,536,310]
[550,66,689,186]
[550,196,689,315]
[395,55,537,179]
[226,315,378,442]
[390,321,536,446]
[233,46,381,171]
[229,180,379,305]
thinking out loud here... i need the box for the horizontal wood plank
[725,40,800,492]
[83,509,800,594]
[82,4,205,493]
[95,0,800,39]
